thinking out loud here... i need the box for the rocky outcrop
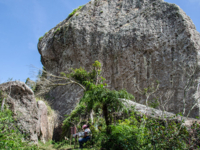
[0,81,40,144]
[0,81,55,144]
[124,99,200,128]
[38,0,200,118]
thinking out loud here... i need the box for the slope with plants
[59,61,200,150]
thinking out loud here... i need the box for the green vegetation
[60,61,200,149]
[2,61,200,149]
[39,32,48,41]
[68,6,84,18]
[39,36,43,41]
[54,28,60,34]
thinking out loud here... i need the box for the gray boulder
[0,81,40,144]
[124,99,200,128]
[0,81,55,144]
[38,0,200,119]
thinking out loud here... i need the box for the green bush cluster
[100,114,190,150]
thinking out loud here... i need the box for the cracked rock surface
[0,81,40,144]
[38,0,200,118]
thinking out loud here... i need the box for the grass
[39,36,43,41]
[68,6,84,18]
[38,140,95,150]
[54,28,60,34]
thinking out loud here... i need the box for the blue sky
[0,0,199,83]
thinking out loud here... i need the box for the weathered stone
[37,100,57,142]
[37,100,49,143]
[48,84,84,121]
[124,99,200,128]
[38,0,200,118]
[47,112,57,141]
[0,81,40,144]
[47,84,84,141]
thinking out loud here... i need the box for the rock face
[0,81,55,144]
[37,100,49,143]
[38,0,200,118]
[48,84,84,141]
[37,100,58,142]
[0,81,40,144]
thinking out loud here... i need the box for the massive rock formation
[38,0,200,118]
